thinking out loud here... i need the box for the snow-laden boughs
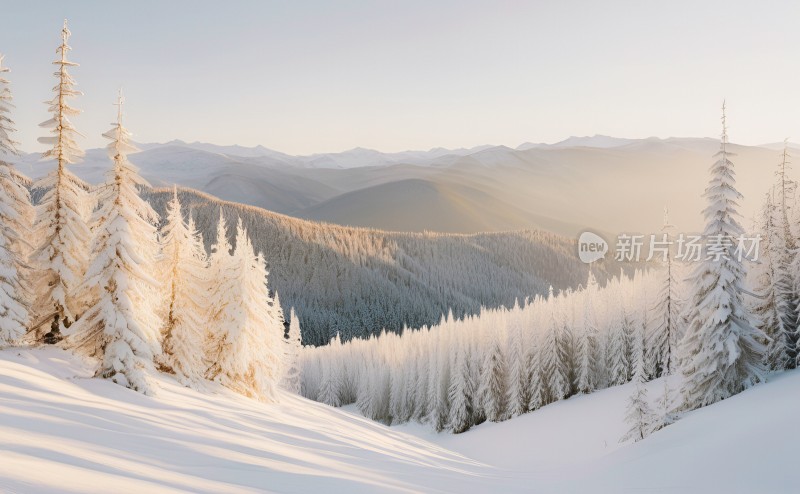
[477,319,508,422]
[206,218,284,402]
[678,103,765,411]
[67,94,161,394]
[760,141,800,370]
[541,287,570,402]
[0,54,34,347]
[280,307,303,394]
[448,332,476,434]
[576,271,599,394]
[620,321,657,443]
[647,232,684,378]
[506,309,529,417]
[205,209,236,368]
[755,191,795,370]
[30,20,92,341]
[157,188,209,386]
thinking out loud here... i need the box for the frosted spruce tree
[477,323,508,422]
[648,208,684,377]
[526,332,546,411]
[678,103,765,410]
[0,54,34,347]
[205,211,235,371]
[67,93,162,394]
[506,315,529,416]
[206,219,284,401]
[158,187,209,386]
[31,20,92,342]
[754,191,794,370]
[448,333,476,433]
[576,272,598,394]
[280,307,303,394]
[606,282,629,387]
[541,287,570,402]
[621,322,657,442]
[317,355,342,407]
[771,141,800,369]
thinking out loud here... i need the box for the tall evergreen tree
[575,272,598,393]
[678,103,765,410]
[621,322,657,442]
[206,219,284,401]
[506,316,529,416]
[317,355,342,407]
[30,20,92,342]
[755,191,793,370]
[772,141,800,369]
[541,288,570,401]
[477,322,508,422]
[158,187,209,386]
[448,334,475,433]
[67,93,161,394]
[648,209,683,377]
[0,54,33,347]
[280,307,303,394]
[205,211,236,374]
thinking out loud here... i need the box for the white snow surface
[1,347,795,493]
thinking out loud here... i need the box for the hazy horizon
[10,134,792,158]
[2,0,800,155]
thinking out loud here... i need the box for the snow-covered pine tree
[158,187,209,386]
[575,272,599,393]
[280,307,303,394]
[430,324,452,431]
[772,142,800,369]
[0,53,34,347]
[654,377,676,432]
[30,20,92,342]
[205,210,235,375]
[67,93,161,394]
[506,312,529,416]
[477,321,508,422]
[355,359,376,418]
[606,318,628,387]
[389,350,410,422]
[755,191,792,370]
[678,103,765,410]
[620,321,657,442]
[448,333,475,433]
[317,355,342,407]
[541,287,570,402]
[647,209,684,377]
[412,342,430,421]
[207,219,284,401]
[526,330,546,411]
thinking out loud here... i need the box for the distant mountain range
[16,135,792,236]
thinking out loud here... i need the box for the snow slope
[403,372,798,494]
[0,348,494,494]
[2,347,795,493]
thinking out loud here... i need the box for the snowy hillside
[0,348,494,494]
[1,347,793,494]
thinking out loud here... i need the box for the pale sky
[2,0,798,155]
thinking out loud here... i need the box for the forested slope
[144,187,628,344]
